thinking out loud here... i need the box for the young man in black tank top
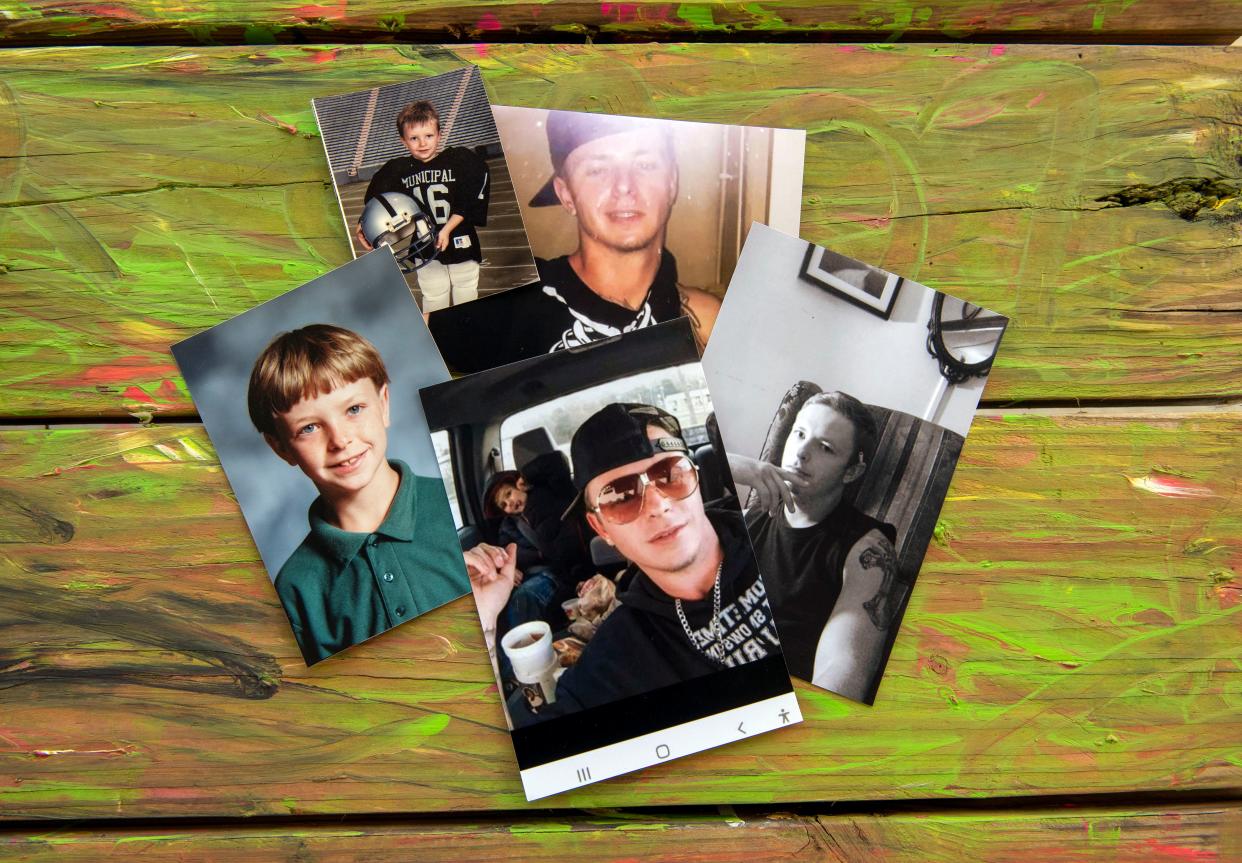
[731,391,901,701]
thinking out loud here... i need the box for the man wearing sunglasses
[465,402,782,725]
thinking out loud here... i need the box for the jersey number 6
[411,184,451,226]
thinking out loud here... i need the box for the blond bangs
[248,325,389,438]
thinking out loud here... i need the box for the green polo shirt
[274,460,468,666]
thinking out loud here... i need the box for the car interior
[421,324,734,580]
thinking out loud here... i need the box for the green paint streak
[739,2,787,30]
[64,577,108,591]
[1063,236,1175,270]
[378,14,407,33]
[402,713,451,742]
[675,4,723,30]
[115,834,193,845]
[510,822,575,834]
[243,24,281,44]
[809,116,929,281]
[1088,820,1124,843]
[886,4,915,40]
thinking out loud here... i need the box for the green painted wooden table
[1,5,1240,859]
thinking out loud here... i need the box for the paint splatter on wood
[0,44,1239,417]
[0,801,1237,860]
[0,409,1237,817]
[1,1,1240,45]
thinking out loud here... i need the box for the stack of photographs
[171,64,1008,799]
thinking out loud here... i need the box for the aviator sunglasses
[588,455,700,525]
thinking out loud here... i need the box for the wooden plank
[815,802,1242,861]
[0,408,1237,818]
[1,1,1239,46]
[2,804,1239,861]
[1,44,1239,419]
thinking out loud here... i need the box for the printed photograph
[312,66,539,311]
[172,250,470,667]
[427,107,806,374]
[702,224,1008,704]
[421,319,800,800]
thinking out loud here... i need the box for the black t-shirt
[363,147,489,266]
[745,502,896,680]
[426,250,684,375]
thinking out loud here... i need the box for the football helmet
[359,191,438,272]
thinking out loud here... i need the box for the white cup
[500,620,558,705]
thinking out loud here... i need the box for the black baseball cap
[529,111,675,207]
[561,403,689,518]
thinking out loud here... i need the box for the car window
[499,363,712,472]
[430,429,463,529]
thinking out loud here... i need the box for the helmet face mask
[359,191,439,272]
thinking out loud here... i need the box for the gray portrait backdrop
[173,249,450,579]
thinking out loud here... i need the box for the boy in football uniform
[356,101,491,312]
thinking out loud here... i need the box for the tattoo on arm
[859,540,904,631]
[678,289,706,353]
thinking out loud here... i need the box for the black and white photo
[421,319,800,800]
[703,225,1007,704]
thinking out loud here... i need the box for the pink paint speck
[1127,474,1213,499]
[1216,582,1239,610]
[310,49,338,64]
[77,357,178,387]
[1027,91,1047,108]
[837,211,892,228]
[123,386,155,404]
[76,4,144,22]
[472,44,490,59]
[602,2,639,22]
[837,45,862,53]
[990,45,1006,57]
[294,2,346,20]
[1141,838,1217,861]
[477,12,501,31]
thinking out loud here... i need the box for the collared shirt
[274,460,469,665]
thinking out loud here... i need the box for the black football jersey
[363,147,490,265]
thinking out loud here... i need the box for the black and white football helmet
[359,191,438,272]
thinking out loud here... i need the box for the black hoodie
[511,509,783,727]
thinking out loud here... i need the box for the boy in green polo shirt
[247,324,469,665]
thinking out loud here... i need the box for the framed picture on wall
[799,243,903,319]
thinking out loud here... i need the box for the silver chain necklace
[675,561,725,664]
